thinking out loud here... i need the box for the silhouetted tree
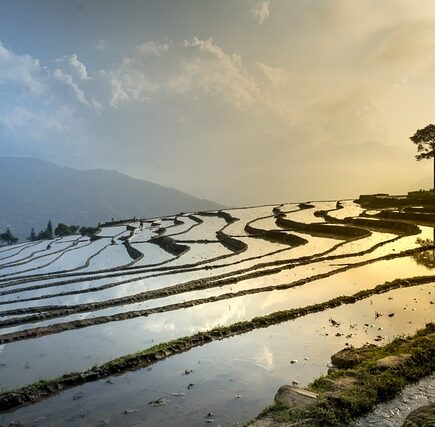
[79,226,99,237]
[27,227,37,241]
[410,124,435,189]
[46,220,53,239]
[54,223,80,237]
[0,228,18,245]
[38,220,54,240]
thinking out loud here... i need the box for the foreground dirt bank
[248,323,435,427]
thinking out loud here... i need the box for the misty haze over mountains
[0,157,223,239]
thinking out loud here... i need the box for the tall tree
[46,220,54,240]
[27,227,37,241]
[0,228,18,245]
[55,223,69,237]
[410,124,435,189]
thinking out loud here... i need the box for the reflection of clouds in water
[254,346,274,371]
[188,299,248,334]
[0,344,4,355]
[141,319,175,334]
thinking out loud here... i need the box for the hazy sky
[1,0,435,205]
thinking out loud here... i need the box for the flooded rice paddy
[0,200,434,426]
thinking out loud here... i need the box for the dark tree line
[26,221,93,242]
[0,228,18,245]
[0,221,100,247]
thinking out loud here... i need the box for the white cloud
[56,54,88,80]
[169,37,260,109]
[256,62,287,87]
[53,68,90,106]
[0,42,45,94]
[107,59,160,107]
[53,55,104,111]
[0,106,75,139]
[95,39,108,50]
[88,37,291,116]
[137,41,170,56]
[251,1,271,25]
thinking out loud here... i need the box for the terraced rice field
[0,200,434,426]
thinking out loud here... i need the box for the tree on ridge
[410,124,435,190]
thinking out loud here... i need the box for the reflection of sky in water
[1,254,434,391]
[2,202,435,425]
[2,285,433,427]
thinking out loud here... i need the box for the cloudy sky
[1,0,435,205]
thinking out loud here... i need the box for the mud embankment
[244,223,308,246]
[149,236,190,256]
[244,205,309,247]
[216,231,247,253]
[316,210,421,235]
[375,210,435,226]
[276,217,371,240]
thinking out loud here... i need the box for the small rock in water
[207,412,215,417]
[187,383,196,390]
[290,359,298,364]
[388,313,395,317]
[304,357,309,361]
[106,378,114,384]
[148,398,168,407]
[206,420,214,424]
[291,380,299,386]
[234,395,241,399]
[171,392,186,397]
[329,318,341,327]
[335,332,342,337]
[123,409,140,414]
[183,369,193,375]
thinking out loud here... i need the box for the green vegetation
[54,223,79,237]
[37,220,54,240]
[407,189,435,201]
[24,221,94,242]
[0,227,18,245]
[27,227,37,242]
[410,124,435,189]
[79,226,100,238]
[249,323,435,426]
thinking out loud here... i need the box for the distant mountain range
[0,157,223,239]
